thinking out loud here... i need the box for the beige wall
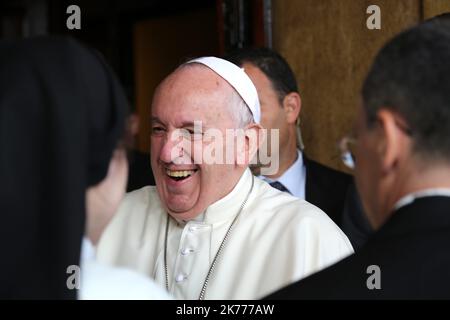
[423,0,450,19]
[133,2,450,169]
[273,0,422,172]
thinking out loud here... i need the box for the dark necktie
[269,181,291,194]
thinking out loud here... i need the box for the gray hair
[229,88,254,128]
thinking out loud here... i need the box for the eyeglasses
[339,136,357,170]
[338,116,413,170]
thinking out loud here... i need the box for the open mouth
[165,169,198,182]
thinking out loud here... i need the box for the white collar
[182,168,254,225]
[260,150,306,199]
[393,188,450,211]
[172,169,253,225]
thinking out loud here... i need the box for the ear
[376,109,405,174]
[282,92,301,124]
[236,123,264,167]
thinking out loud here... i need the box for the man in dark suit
[226,48,371,248]
[265,19,450,299]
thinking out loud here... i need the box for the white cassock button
[188,226,196,233]
[176,274,186,282]
[181,248,193,256]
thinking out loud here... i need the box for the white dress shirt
[260,149,306,199]
[97,168,353,299]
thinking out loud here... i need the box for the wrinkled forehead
[151,65,235,125]
[165,63,235,94]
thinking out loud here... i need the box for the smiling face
[150,65,246,221]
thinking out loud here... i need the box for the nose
[159,130,189,164]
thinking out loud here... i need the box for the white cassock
[97,169,353,299]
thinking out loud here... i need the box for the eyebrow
[150,117,209,130]
[150,117,164,125]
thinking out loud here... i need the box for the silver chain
[164,214,170,293]
[164,175,254,300]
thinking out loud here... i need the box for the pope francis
[97,57,353,299]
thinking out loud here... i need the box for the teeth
[166,170,195,178]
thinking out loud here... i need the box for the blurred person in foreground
[0,37,171,299]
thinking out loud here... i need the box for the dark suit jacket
[264,196,450,299]
[303,155,352,226]
[341,182,374,250]
[304,155,373,249]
